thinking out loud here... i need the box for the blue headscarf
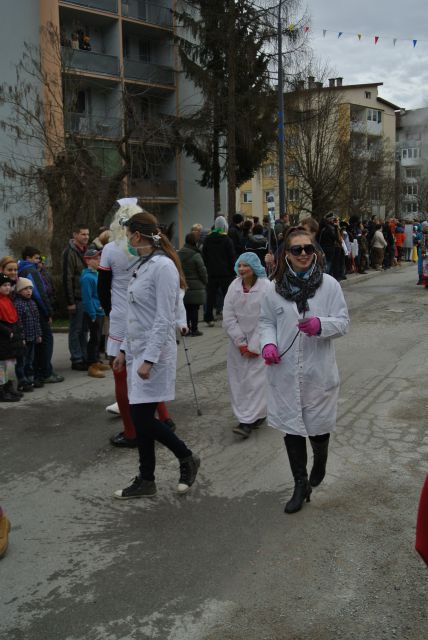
[234,252,267,278]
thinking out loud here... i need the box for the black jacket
[228,224,245,256]
[0,320,24,360]
[202,232,236,279]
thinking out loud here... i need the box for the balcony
[128,115,174,144]
[350,120,366,134]
[124,59,174,85]
[130,179,177,199]
[123,1,173,28]
[62,47,120,76]
[64,112,122,138]
[60,0,118,12]
[367,120,382,136]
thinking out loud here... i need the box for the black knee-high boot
[284,434,311,514]
[309,434,330,487]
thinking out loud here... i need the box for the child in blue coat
[80,249,108,378]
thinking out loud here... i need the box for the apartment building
[0,0,221,254]
[237,79,399,221]
[396,107,428,219]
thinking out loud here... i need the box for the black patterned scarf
[275,260,324,313]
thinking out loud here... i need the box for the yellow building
[237,79,399,221]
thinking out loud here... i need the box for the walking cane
[182,335,202,416]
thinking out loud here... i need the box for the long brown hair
[127,212,187,289]
[275,228,316,283]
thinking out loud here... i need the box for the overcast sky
[304,0,428,110]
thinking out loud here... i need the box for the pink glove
[262,344,281,365]
[298,317,321,336]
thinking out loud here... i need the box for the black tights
[284,433,330,446]
[130,402,192,481]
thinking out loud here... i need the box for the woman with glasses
[260,228,349,514]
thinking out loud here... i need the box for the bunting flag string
[300,26,425,48]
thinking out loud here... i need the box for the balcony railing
[123,1,173,28]
[124,59,174,85]
[60,0,118,12]
[128,114,174,144]
[62,47,120,76]
[130,179,177,199]
[64,112,122,138]
[350,120,366,134]
[367,120,382,136]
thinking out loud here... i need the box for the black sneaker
[71,362,88,371]
[163,418,176,432]
[177,454,200,494]
[190,330,203,337]
[113,476,157,500]
[33,380,44,388]
[251,417,266,429]
[18,383,34,393]
[232,423,252,438]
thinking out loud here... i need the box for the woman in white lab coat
[113,211,200,500]
[260,228,349,514]
[223,252,270,438]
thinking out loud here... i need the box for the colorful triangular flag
[289,23,294,32]
[338,32,343,39]
[304,26,310,33]
[357,33,362,41]
[323,29,327,38]
[413,39,417,47]
[374,36,379,45]
[393,38,397,46]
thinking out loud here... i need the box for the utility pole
[227,0,237,222]
[277,0,286,218]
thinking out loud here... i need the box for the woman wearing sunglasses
[260,228,349,514]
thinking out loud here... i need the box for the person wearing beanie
[80,249,108,379]
[228,213,245,257]
[0,274,24,402]
[202,215,236,326]
[223,252,269,438]
[14,277,42,392]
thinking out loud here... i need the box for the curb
[341,262,414,288]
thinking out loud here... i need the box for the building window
[405,202,418,213]
[405,184,418,196]
[406,167,421,178]
[288,135,298,148]
[263,164,276,177]
[367,109,382,123]
[264,190,275,202]
[288,162,299,175]
[402,148,421,160]
[365,91,371,99]
[370,187,381,202]
[243,191,252,203]
[139,40,151,62]
[287,188,300,202]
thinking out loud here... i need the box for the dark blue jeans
[35,315,54,380]
[68,301,88,363]
[16,342,35,384]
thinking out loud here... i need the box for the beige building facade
[237,80,399,222]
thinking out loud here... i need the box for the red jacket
[416,475,428,566]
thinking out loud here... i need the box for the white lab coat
[223,277,270,424]
[124,253,180,404]
[259,275,349,436]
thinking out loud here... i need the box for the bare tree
[0,24,174,273]
[284,71,349,219]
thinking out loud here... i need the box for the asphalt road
[1,265,427,640]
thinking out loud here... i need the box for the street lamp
[277,0,286,219]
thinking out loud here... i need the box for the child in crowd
[14,277,42,392]
[80,249,108,379]
[0,273,24,402]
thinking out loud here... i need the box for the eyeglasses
[289,244,315,256]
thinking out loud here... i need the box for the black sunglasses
[289,244,315,256]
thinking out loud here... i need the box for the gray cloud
[305,0,428,108]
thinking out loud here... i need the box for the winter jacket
[245,234,269,266]
[14,296,42,342]
[62,240,87,305]
[177,244,208,306]
[202,232,236,279]
[0,319,24,360]
[17,261,53,318]
[80,268,105,321]
[228,224,245,256]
